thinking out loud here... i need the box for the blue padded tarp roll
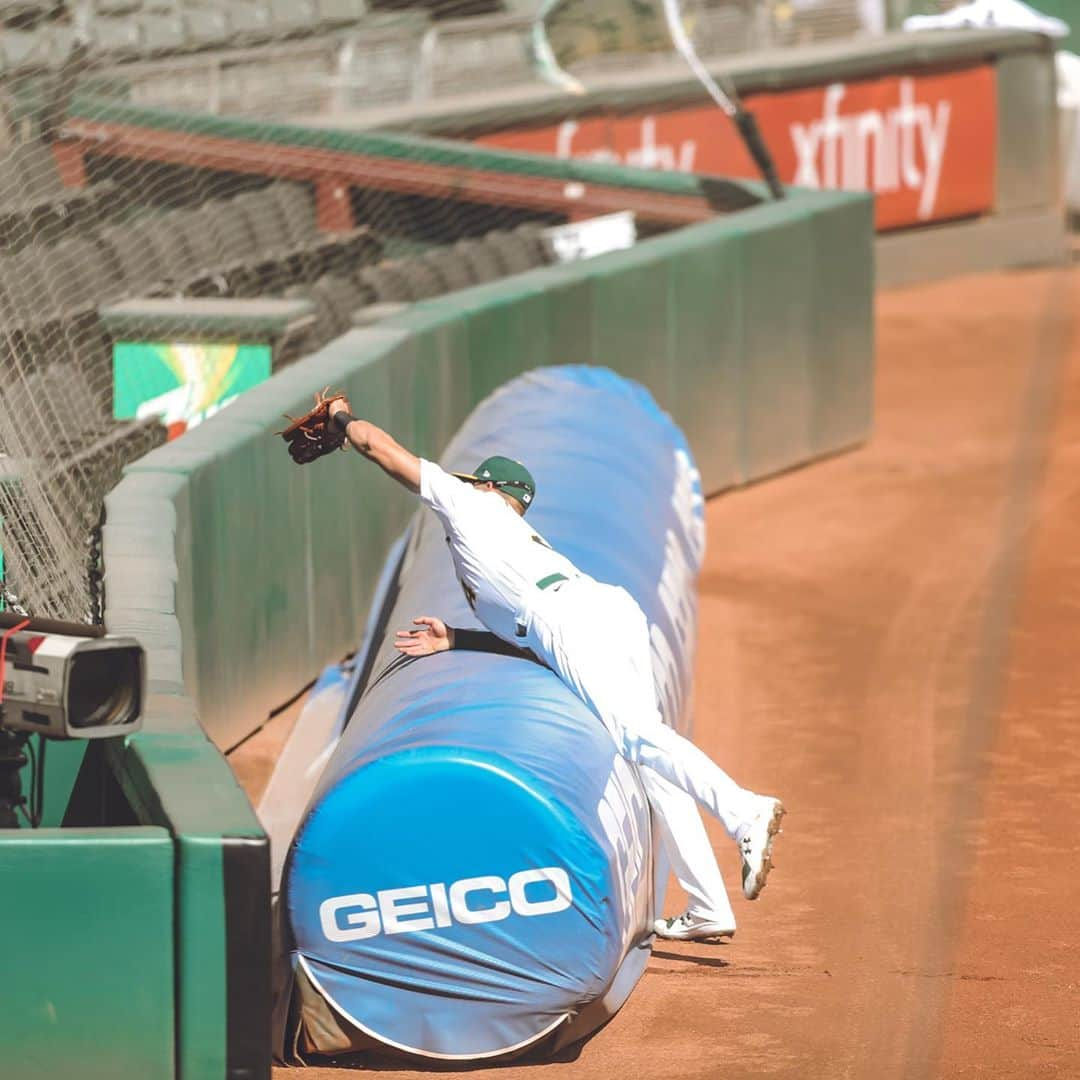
[285,366,705,1060]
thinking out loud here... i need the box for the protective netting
[70,0,888,121]
[0,7,562,622]
[0,0,890,621]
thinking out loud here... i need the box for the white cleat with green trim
[653,912,736,942]
[740,797,785,900]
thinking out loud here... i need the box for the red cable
[0,618,30,705]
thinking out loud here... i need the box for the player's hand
[327,395,351,418]
[395,616,452,656]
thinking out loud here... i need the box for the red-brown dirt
[265,266,1080,1079]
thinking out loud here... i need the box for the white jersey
[418,463,763,902]
[419,459,583,644]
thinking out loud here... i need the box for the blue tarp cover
[286,366,705,1059]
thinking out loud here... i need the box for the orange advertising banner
[477,66,997,230]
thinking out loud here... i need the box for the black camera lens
[67,647,142,729]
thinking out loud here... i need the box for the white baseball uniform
[419,459,760,922]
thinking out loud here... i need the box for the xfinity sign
[320,866,573,942]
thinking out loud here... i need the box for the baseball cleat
[653,912,736,942]
[740,797,785,900]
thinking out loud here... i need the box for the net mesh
[0,0,889,622]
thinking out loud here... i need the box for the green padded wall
[102,695,270,1080]
[0,827,174,1080]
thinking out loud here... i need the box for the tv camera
[0,612,145,828]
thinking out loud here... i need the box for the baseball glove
[277,387,349,465]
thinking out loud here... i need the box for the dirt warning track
[275,266,1080,1079]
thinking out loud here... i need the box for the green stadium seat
[138,11,190,57]
[92,0,141,16]
[513,223,552,267]
[181,3,232,50]
[7,140,109,231]
[268,0,317,37]
[358,262,414,303]
[269,182,318,244]
[94,224,171,295]
[481,229,536,275]
[395,256,444,299]
[83,13,144,61]
[317,0,367,27]
[417,246,475,292]
[220,0,275,43]
[452,238,502,283]
[315,273,366,329]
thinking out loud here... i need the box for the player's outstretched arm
[395,617,535,662]
[329,396,421,493]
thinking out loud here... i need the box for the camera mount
[0,728,31,828]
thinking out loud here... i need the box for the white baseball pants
[640,771,737,924]
[525,578,759,920]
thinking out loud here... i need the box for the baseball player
[325,397,785,940]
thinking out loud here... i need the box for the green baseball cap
[453,455,536,510]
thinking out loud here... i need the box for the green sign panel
[113,341,272,437]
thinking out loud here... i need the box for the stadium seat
[0,0,54,25]
[481,229,537,275]
[416,247,474,292]
[268,182,318,244]
[0,249,67,363]
[42,239,121,387]
[7,140,110,230]
[513,222,551,267]
[232,189,327,291]
[176,203,281,295]
[316,273,366,329]
[0,25,76,76]
[93,224,172,295]
[358,262,414,303]
[267,0,317,37]
[80,229,129,298]
[10,140,65,199]
[394,256,443,299]
[241,188,293,241]
[259,184,382,280]
[147,211,207,280]
[231,189,291,255]
[199,199,261,260]
[138,10,190,58]
[308,276,351,336]
[317,0,367,27]
[129,220,187,284]
[2,364,96,441]
[218,0,274,44]
[451,238,502,283]
[40,239,105,317]
[4,249,53,324]
[82,9,144,61]
[92,0,142,15]
[284,281,337,346]
[0,144,78,245]
[159,206,240,293]
[180,3,232,50]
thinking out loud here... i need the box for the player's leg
[641,769,738,940]
[533,581,784,899]
[623,718,784,901]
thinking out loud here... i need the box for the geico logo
[319,866,573,943]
